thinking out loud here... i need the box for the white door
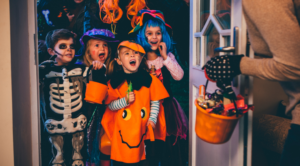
[189,0,253,165]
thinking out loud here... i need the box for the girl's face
[74,0,84,4]
[48,38,75,66]
[117,47,142,74]
[88,39,109,63]
[145,26,162,51]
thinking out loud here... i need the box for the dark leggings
[280,124,300,166]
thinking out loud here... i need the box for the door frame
[189,0,252,165]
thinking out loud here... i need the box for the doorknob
[214,46,235,53]
[214,26,239,87]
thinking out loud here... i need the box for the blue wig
[135,18,174,54]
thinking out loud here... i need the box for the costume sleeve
[104,82,120,105]
[163,52,184,81]
[149,100,160,124]
[240,0,300,81]
[85,68,108,104]
[150,75,169,101]
[108,97,129,111]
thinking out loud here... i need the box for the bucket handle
[204,79,239,117]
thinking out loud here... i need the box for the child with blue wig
[131,9,188,166]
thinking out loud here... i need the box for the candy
[196,88,249,117]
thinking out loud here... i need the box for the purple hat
[80,29,119,47]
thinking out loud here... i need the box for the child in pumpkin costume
[103,41,169,165]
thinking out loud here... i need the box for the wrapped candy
[197,87,250,117]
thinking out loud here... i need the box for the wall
[10,0,34,165]
[0,0,15,165]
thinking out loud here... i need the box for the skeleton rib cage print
[42,65,89,134]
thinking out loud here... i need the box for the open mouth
[65,54,72,58]
[119,129,147,149]
[99,53,105,58]
[150,41,158,45]
[99,53,105,60]
[129,59,136,66]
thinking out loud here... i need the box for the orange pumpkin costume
[102,70,169,163]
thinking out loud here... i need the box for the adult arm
[241,0,300,81]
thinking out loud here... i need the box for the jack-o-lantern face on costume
[101,76,169,163]
[102,82,158,163]
[118,107,149,149]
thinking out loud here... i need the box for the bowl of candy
[195,85,252,144]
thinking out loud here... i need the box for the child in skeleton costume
[39,29,107,166]
[89,41,169,165]
[132,10,188,166]
[80,28,118,166]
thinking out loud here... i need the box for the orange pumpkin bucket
[195,100,243,144]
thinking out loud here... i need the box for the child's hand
[125,92,135,104]
[147,120,156,129]
[158,42,168,60]
[150,71,156,76]
[92,61,103,70]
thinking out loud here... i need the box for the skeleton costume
[40,63,108,166]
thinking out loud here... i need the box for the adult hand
[203,55,244,82]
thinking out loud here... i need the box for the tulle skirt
[145,97,189,166]
[163,97,188,143]
[86,105,105,166]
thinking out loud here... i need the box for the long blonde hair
[83,39,112,70]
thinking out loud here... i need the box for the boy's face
[145,26,162,51]
[89,39,108,64]
[117,47,142,74]
[48,38,75,66]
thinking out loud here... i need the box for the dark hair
[45,29,75,49]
